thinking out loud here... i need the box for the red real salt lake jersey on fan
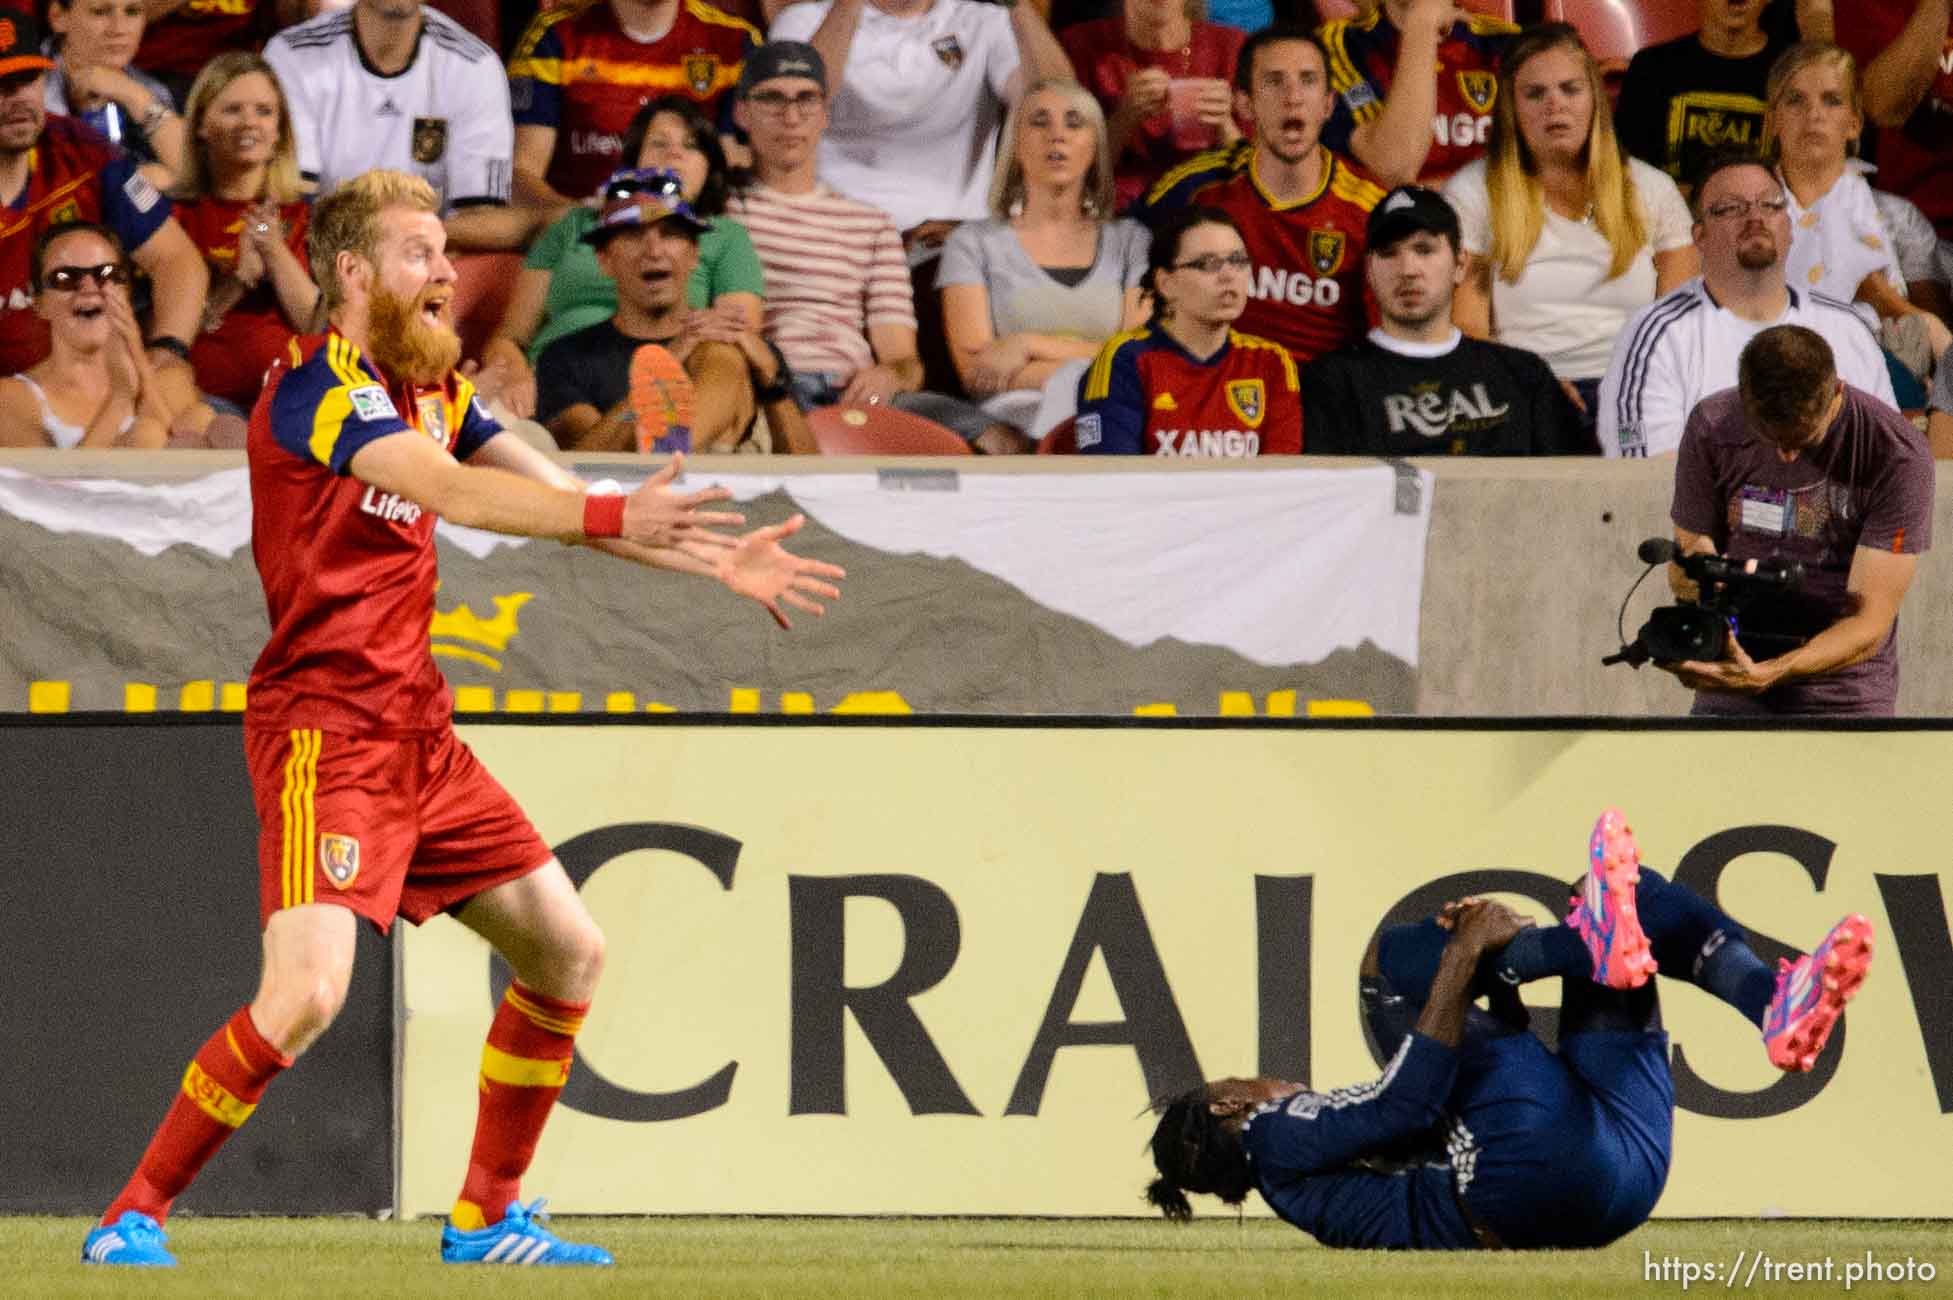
[246,331,502,735]
[1140,143,1384,367]
[1076,325,1302,456]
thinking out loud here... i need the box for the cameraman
[1663,325,1933,717]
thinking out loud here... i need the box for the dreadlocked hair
[1145,1088,1254,1221]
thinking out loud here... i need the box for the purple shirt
[1670,384,1934,717]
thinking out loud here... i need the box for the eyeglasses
[1171,251,1252,274]
[603,168,687,202]
[1703,196,1790,222]
[746,89,823,117]
[42,262,131,292]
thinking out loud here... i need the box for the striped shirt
[725,183,916,381]
[1595,278,1897,459]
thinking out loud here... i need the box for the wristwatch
[752,338,794,404]
[139,100,169,134]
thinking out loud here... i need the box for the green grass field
[6,1217,1950,1299]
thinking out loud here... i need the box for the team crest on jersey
[417,393,449,445]
[932,35,964,69]
[1152,392,1177,411]
[49,200,79,225]
[1458,71,1497,114]
[1225,379,1265,427]
[320,833,360,888]
[683,52,721,95]
[412,117,448,164]
[1308,229,1347,275]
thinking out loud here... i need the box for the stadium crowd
[0,0,1949,458]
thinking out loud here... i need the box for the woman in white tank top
[0,223,170,449]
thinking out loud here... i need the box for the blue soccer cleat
[440,1198,613,1266]
[1567,809,1659,989]
[81,1210,176,1266]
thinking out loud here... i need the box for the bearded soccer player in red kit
[1140,27,1385,371]
[81,169,844,1269]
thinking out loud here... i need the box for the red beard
[367,283,460,384]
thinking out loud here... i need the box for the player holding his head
[1145,809,1873,1248]
[82,169,845,1269]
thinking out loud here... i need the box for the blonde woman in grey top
[937,78,1150,436]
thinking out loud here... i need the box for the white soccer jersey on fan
[1596,277,1897,458]
[768,0,1019,232]
[264,8,513,212]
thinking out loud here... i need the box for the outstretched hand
[620,452,745,549]
[705,513,846,629]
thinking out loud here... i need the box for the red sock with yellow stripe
[451,982,588,1230]
[101,1006,292,1225]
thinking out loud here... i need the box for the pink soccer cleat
[1566,809,1659,989]
[1762,915,1874,1072]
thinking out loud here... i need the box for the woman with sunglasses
[0,222,169,448]
[45,0,187,185]
[1075,206,1299,455]
[478,97,764,420]
[169,53,318,416]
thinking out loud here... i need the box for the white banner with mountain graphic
[0,462,1432,716]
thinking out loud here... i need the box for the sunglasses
[43,262,131,292]
[603,169,687,202]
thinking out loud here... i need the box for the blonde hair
[989,78,1115,221]
[310,170,440,311]
[174,53,305,205]
[1484,24,1646,285]
[1762,42,1861,160]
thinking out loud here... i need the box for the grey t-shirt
[1670,384,1935,717]
[1932,344,1953,415]
[935,217,1149,341]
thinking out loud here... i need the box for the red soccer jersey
[136,0,270,80]
[176,196,310,410]
[1835,2,1953,237]
[246,331,501,734]
[1060,18,1249,213]
[0,117,170,374]
[1141,143,1384,368]
[509,0,759,201]
[1075,325,1302,457]
[1319,8,1518,186]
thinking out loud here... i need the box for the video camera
[1602,538,1806,668]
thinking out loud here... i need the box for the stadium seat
[427,0,498,49]
[1035,417,1076,454]
[806,404,974,455]
[1546,0,1702,72]
[448,252,522,365]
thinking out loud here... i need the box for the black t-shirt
[1300,332,1592,456]
[535,318,671,426]
[1616,32,1794,189]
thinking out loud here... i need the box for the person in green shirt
[478,96,764,419]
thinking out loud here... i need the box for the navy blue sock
[1490,925,1590,984]
[1696,933,1779,1028]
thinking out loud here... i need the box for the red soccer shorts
[245,725,554,933]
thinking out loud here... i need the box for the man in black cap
[535,167,774,452]
[1301,184,1590,456]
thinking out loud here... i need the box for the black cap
[1365,186,1460,252]
[736,41,826,99]
[0,9,54,78]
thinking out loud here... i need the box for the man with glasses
[1597,149,1896,460]
[0,7,207,427]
